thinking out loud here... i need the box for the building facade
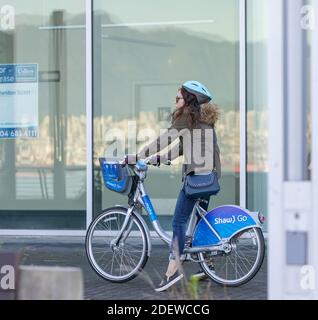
[0,0,278,235]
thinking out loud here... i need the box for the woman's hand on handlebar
[120,154,171,166]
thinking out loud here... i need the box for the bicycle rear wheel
[85,207,149,283]
[199,227,265,286]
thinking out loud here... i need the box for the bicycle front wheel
[199,227,265,286]
[85,207,149,283]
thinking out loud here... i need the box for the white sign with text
[0,63,38,138]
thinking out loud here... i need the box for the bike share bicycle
[85,156,265,287]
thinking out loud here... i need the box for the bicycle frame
[135,179,223,250]
[111,161,263,256]
[88,158,265,285]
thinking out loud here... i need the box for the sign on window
[0,63,38,138]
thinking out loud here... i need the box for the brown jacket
[137,111,221,179]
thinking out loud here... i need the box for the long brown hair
[171,88,201,129]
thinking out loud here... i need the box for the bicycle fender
[113,205,152,256]
[192,205,260,247]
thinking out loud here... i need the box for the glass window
[246,0,268,227]
[246,0,313,229]
[93,0,240,226]
[0,0,86,229]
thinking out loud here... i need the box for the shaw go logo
[214,215,248,225]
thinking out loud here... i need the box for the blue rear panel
[192,205,258,247]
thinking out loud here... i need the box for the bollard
[17,266,84,300]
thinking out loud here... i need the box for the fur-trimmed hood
[200,103,220,126]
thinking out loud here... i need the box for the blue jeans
[169,183,210,260]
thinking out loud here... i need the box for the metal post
[285,0,307,181]
[86,0,93,229]
[51,11,67,202]
[267,0,285,299]
[311,0,318,297]
[268,0,317,299]
[240,0,247,208]
[92,14,102,216]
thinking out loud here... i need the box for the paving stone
[0,237,267,300]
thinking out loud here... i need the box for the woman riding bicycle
[137,80,221,291]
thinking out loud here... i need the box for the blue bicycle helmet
[182,80,212,104]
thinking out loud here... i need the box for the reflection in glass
[93,0,240,226]
[246,0,268,227]
[0,0,86,229]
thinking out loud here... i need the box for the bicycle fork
[111,206,134,247]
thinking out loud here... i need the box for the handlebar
[120,155,171,167]
[145,157,172,166]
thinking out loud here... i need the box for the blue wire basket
[99,158,133,195]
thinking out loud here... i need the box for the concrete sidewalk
[0,237,267,300]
